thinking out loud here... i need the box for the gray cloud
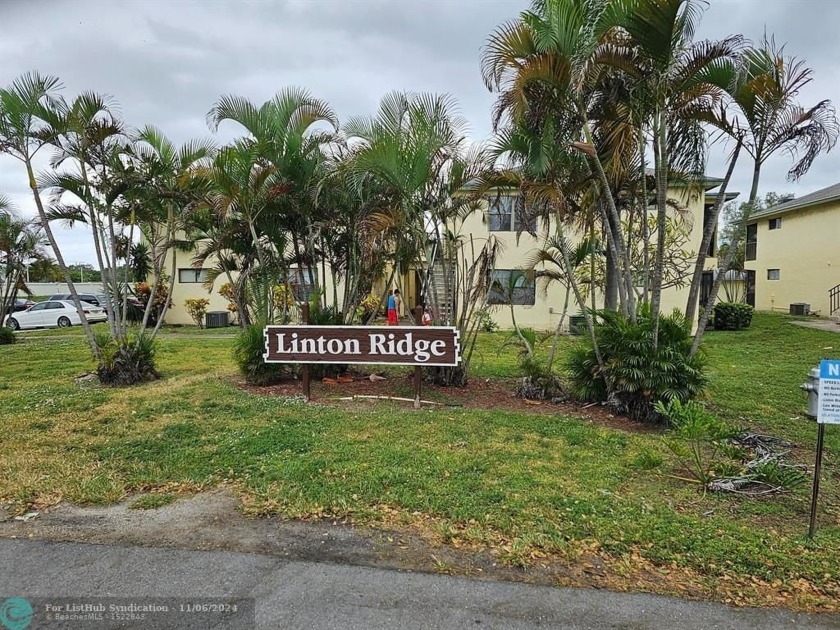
[1,0,838,265]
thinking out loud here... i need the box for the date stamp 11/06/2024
[0,597,255,629]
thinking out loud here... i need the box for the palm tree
[594,0,742,343]
[732,38,839,204]
[207,87,339,307]
[39,90,127,337]
[0,197,45,319]
[129,125,216,335]
[688,39,839,353]
[342,91,498,385]
[524,230,597,371]
[192,141,279,325]
[0,72,99,354]
[481,0,636,317]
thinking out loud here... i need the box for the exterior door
[745,270,756,307]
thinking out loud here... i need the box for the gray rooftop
[752,182,840,219]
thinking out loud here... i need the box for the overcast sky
[1,0,838,266]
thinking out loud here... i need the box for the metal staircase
[420,241,456,325]
[830,282,840,317]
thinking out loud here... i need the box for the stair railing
[830,282,840,315]
[420,239,438,307]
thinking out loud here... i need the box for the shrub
[567,307,706,423]
[713,302,753,330]
[234,324,294,385]
[517,355,567,401]
[355,293,381,323]
[476,308,498,332]
[0,327,15,345]
[272,285,295,313]
[95,332,160,386]
[184,298,210,328]
[306,296,346,379]
[656,399,736,485]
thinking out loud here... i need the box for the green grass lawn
[1,313,838,610]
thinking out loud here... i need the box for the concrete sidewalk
[2,539,838,630]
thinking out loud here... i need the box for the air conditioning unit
[568,314,586,336]
[789,303,810,316]
[205,311,229,328]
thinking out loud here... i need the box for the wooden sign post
[301,302,310,401]
[412,306,423,409]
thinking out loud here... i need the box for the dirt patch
[239,372,661,435]
[0,489,571,586]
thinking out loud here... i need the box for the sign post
[301,302,311,402]
[808,359,840,537]
[263,324,461,405]
[412,307,423,409]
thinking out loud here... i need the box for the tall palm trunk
[582,115,635,318]
[650,112,668,348]
[690,160,764,358]
[684,139,742,322]
[638,127,651,303]
[25,160,100,358]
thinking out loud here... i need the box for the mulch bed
[238,370,660,434]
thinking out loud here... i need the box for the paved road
[2,539,838,629]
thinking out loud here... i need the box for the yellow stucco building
[743,182,840,318]
[447,177,733,331]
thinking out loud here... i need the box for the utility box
[790,303,810,316]
[205,311,229,329]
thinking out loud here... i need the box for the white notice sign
[818,360,840,424]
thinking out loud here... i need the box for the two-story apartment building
[744,182,840,317]
[451,176,735,330]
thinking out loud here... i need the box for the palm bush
[234,324,293,385]
[0,326,15,345]
[95,332,159,386]
[567,306,706,423]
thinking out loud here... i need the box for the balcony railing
[830,283,840,315]
[745,241,757,261]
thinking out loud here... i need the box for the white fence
[24,283,105,297]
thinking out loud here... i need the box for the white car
[3,300,107,330]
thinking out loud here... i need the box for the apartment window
[745,223,757,261]
[487,269,535,306]
[767,269,780,281]
[178,268,209,283]
[488,195,536,232]
[488,196,513,231]
[290,267,317,302]
[768,217,782,230]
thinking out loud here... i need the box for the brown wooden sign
[263,325,461,366]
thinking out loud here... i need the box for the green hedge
[0,327,15,345]
[713,302,754,331]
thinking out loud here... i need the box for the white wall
[24,282,105,297]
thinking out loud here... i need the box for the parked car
[3,300,107,330]
[2,298,35,316]
[49,293,108,310]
